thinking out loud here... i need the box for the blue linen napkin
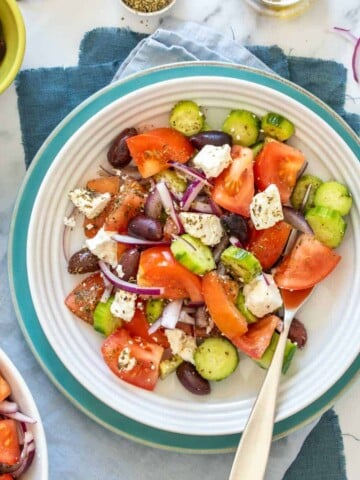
[13,20,354,480]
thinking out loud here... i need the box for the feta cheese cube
[68,188,111,219]
[179,212,224,246]
[117,347,137,372]
[110,289,137,322]
[243,273,283,318]
[165,328,197,364]
[250,184,284,230]
[193,144,232,178]
[85,227,118,268]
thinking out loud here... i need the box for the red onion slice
[5,411,36,424]
[169,161,213,187]
[0,400,19,415]
[148,299,183,334]
[156,182,183,233]
[99,261,164,296]
[282,206,313,234]
[190,200,213,214]
[229,236,243,248]
[112,234,170,246]
[208,197,223,216]
[180,180,204,211]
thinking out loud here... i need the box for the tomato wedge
[104,178,145,232]
[202,271,248,338]
[125,308,169,349]
[211,146,254,217]
[0,419,20,465]
[0,376,11,402]
[0,474,14,480]
[274,233,341,290]
[246,220,292,270]
[254,140,306,204]
[137,246,203,303]
[126,128,194,178]
[64,272,105,323]
[101,328,164,391]
[232,314,280,359]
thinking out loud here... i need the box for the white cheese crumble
[63,216,76,228]
[116,264,125,278]
[110,289,137,322]
[68,188,111,219]
[117,347,137,372]
[165,328,197,364]
[193,144,232,178]
[243,273,283,318]
[85,227,118,268]
[179,212,224,246]
[250,184,284,230]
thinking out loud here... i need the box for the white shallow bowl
[0,349,48,479]
[12,63,360,445]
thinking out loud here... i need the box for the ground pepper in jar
[122,0,172,13]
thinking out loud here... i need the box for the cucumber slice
[252,141,264,158]
[93,296,122,337]
[222,109,260,147]
[194,337,239,381]
[220,246,262,283]
[154,169,187,194]
[169,100,204,136]
[170,234,216,275]
[255,332,297,374]
[235,291,257,323]
[145,298,165,324]
[314,180,353,216]
[159,354,183,379]
[291,174,323,212]
[261,112,295,141]
[305,206,347,248]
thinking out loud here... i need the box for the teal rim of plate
[8,62,360,453]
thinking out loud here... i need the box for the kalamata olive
[67,248,99,274]
[144,189,163,219]
[128,214,163,241]
[189,130,233,150]
[176,362,211,395]
[118,248,140,281]
[107,127,138,168]
[221,213,249,244]
[288,318,308,349]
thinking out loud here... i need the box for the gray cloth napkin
[113,18,319,480]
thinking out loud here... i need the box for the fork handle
[229,323,291,480]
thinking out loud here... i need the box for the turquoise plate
[8,62,360,453]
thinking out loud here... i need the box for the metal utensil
[229,286,313,480]
[260,0,302,7]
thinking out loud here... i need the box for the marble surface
[0,0,359,478]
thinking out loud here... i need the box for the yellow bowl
[0,0,26,94]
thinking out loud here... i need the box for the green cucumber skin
[170,234,215,275]
[160,354,183,380]
[221,246,262,283]
[255,332,297,374]
[169,100,204,136]
[261,112,295,142]
[291,174,323,212]
[93,297,121,337]
[305,205,346,249]
[314,180,353,216]
[145,298,165,324]
[194,337,239,381]
[235,291,257,323]
[222,109,260,147]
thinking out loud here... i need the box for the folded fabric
[14,21,352,480]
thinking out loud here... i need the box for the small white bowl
[119,0,177,17]
[0,349,48,479]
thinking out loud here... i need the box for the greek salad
[0,372,36,478]
[64,100,352,395]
